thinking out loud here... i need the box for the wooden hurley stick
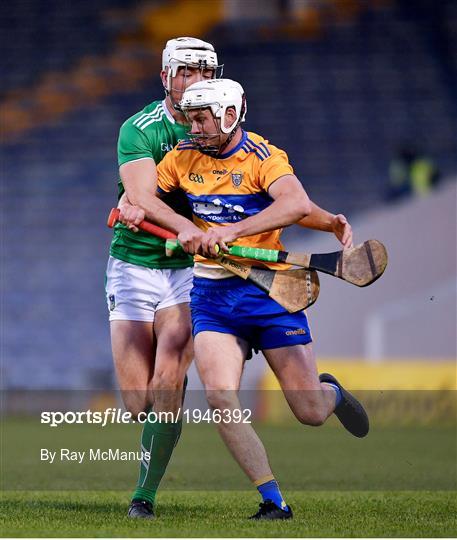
[225,240,388,287]
[107,208,320,312]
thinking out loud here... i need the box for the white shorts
[105,256,193,322]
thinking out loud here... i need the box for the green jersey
[109,100,193,268]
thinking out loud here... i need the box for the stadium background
[1,0,455,391]
[1,1,456,536]
[0,0,457,536]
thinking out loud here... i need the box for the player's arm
[201,174,311,256]
[297,201,353,248]
[116,119,198,236]
[234,174,311,235]
[119,158,196,236]
[119,160,205,253]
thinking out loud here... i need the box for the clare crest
[231,171,243,188]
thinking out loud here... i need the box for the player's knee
[307,411,327,427]
[205,389,237,411]
[294,406,327,426]
[151,365,183,391]
[120,390,150,420]
[123,402,149,421]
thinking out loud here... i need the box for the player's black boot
[319,373,369,437]
[249,500,293,520]
[128,499,155,519]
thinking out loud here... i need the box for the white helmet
[162,37,219,93]
[180,79,246,134]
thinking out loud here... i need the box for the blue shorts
[190,276,312,350]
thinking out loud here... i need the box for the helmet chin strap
[164,84,184,112]
[169,91,183,112]
[217,123,240,155]
[194,124,240,157]
[192,131,222,157]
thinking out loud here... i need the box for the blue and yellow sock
[255,475,288,511]
[324,382,343,406]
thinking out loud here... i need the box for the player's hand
[331,214,353,248]
[200,227,238,258]
[177,225,207,255]
[118,202,145,233]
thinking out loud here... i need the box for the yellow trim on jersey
[157,130,294,270]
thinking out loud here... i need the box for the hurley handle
[107,209,280,260]
[107,208,177,240]
[227,245,280,262]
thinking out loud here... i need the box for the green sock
[132,417,183,504]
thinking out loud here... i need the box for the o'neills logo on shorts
[285,328,307,336]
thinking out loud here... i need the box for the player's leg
[110,320,154,418]
[129,268,193,514]
[106,260,190,518]
[194,331,274,482]
[110,319,157,518]
[152,301,193,414]
[190,276,293,519]
[256,294,369,437]
[194,331,292,519]
[263,343,336,426]
[151,267,194,417]
[263,340,369,436]
[107,258,157,518]
[130,302,193,509]
[106,257,157,416]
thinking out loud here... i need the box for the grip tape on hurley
[228,245,280,262]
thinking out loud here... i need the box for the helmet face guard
[180,79,247,155]
[183,106,225,156]
[167,63,224,111]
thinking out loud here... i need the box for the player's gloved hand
[177,225,207,255]
[200,227,238,258]
[118,202,145,233]
[331,214,353,248]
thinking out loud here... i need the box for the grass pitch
[1,490,456,537]
[1,419,456,536]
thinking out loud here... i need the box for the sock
[255,476,288,511]
[132,416,183,504]
[325,382,343,407]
